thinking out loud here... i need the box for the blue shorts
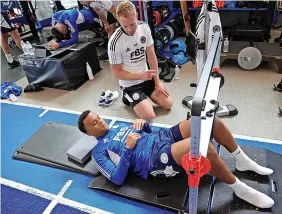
[149,124,185,178]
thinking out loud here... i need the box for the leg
[106,13,116,38]
[144,80,173,110]
[213,118,273,175]
[0,32,11,55]
[10,29,22,50]
[0,13,20,68]
[122,88,156,121]
[171,139,236,184]
[150,90,173,110]
[108,23,116,38]
[133,99,155,121]
[171,139,274,208]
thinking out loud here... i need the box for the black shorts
[122,79,155,108]
[107,12,117,25]
[1,13,15,34]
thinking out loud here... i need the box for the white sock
[229,177,274,209]
[231,146,273,175]
[5,54,14,63]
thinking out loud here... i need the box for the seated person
[77,110,275,209]
[108,1,172,120]
[50,8,101,49]
[80,0,118,38]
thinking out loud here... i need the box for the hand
[8,12,18,18]
[125,133,141,150]
[155,81,169,97]
[131,119,146,131]
[140,70,156,80]
[49,40,59,50]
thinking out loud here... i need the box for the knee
[141,111,156,121]
[214,117,224,129]
[207,143,218,160]
[161,98,173,110]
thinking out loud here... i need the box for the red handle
[181,154,211,187]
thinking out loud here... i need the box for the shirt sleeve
[143,120,152,133]
[58,16,79,48]
[90,1,113,10]
[144,23,154,47]
[93,145,132,185]
[108,36,123,64]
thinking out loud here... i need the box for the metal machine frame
[181,1,225,213]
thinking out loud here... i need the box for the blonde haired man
[108,1,173,121]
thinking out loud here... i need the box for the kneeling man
[78,110,275,209]
[108,1,172,120]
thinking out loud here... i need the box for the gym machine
[182,0,238,117]
[180,1,225,213]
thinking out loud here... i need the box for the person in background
[1,1,21,69]
[80,0,118,38]
[49,8,101,49]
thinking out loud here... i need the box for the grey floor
[12,57,282,141]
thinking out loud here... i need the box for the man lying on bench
[77,110,274,209]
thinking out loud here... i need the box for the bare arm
[146,44,160,85]
[110,64,143,80]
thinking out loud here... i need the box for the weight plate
[237,47,262,70]
[163,25,174,40]
[152,10,162,27]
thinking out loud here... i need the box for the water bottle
[86,62,94,80]
[223,38,229,53]
[21,41,29,55]
[174,65,180,80]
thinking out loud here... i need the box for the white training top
[108,21,154,88]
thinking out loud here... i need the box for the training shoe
[104,90,119,107]
[98,90,106,106]
[7,60,20,69]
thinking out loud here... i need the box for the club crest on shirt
[140,36,146,44]
[132,93,139,100]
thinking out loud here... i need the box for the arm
[146,44,160,86]
[143,120,152,133]
[110,64,144,80]
[145,24,161,86]
[94,146,132,185]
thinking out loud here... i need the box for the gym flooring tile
[1,185,51,214]
[51,204,88,214]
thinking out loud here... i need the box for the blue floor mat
[52,204,88,214]
[1,185,50,214]
[1,102,282,214]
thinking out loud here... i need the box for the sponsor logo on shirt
[126,48,131,52]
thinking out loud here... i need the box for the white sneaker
[98,90,106,106]
[104,90,119,107]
